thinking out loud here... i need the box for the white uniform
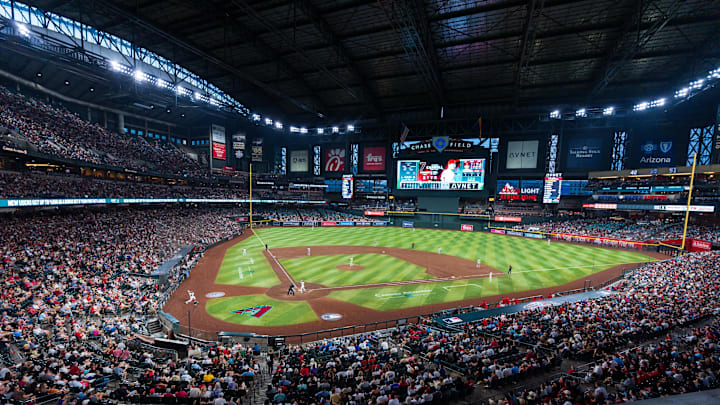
[438,247,442,254]
[476,258,481,268]
[242,248,246,256]
[307,248,311,256]
[185,290,196,304]
[299,280,306,293]
[489,272,493,282]
[374,241,378,247]
[350,257,354,266]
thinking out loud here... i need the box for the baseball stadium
[1,1,720,404]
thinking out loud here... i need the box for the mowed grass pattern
[214,236,279,287]
[205,294,318,326]
[279,254,433,287]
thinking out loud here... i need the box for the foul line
[252,229,297,286]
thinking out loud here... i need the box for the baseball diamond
[163,226,659,335]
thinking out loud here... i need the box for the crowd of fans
[0,86,206,178]
[0,170,249,200]
[254,207,369,223]
[515,218,720,244]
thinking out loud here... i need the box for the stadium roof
[23,0,720,125]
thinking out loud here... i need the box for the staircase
[250,356,273,405]
[146,318,163,336]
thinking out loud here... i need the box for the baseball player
[242,248,247,256]
[185,290,196,304]
[299,280,307,294]
[476,258,481,268]
[438,247,442,254]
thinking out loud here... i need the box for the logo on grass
[231,305,273,318]
[321,313,343,321]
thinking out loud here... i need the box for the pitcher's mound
[336,264,365,271]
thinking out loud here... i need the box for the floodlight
[347,124,355,132]
[332,126,339,133]
[317,128,324,135]
[575,109,586,118]
[300,127,308,134]
[603,107,614,116]
[549,110,560,119]
[275,121,283,129]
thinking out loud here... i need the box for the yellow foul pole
[681,153,697,250]
[249,163,253,229]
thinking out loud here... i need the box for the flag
[400,123,409,144]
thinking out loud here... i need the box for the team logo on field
[205,292,226,298]
[231,305,273,318]
[321,313,343,321]
[523,301,552,310]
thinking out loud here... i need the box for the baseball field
[165,226,660,336]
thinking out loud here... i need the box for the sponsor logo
[321,222,337,226]
[443,317,463,325]
[321,313,343,321]
[494,216,522,223]
[402,221,414,228]
[338,222,355,226]
[659,141,672,153]
[324,148,345,171]
[461,224,473,231]
[506,140,539,169]
[212,142,226,160]
[231,305,273,318]
[363,147,386,171]
[356,222,371,226]
[506,230,523,237]
[205,292,226,298]
[372,222,387,226]
[364,210,385,216]
[691,239,712,251]
[432,136,449,152]
[490,229,506,234]
[498,182,539,201]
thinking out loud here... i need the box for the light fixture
[332,126,339,133]
[347,124,355,132]
[165,107,172,113]
[36,72,42,78]
[16,22,30,37]
[549,110,560,119]
[289,126,299,133]
[300,127,308,134]
[89,87,95,92]
[180,113,185,118]
[110,60,122,71]
[275,121,283,129]
[251,113,261,121]
[176,86,184,95]
[603,106,614,116]
[265,118,273,125]
[575,108,586,118]
[64,80,70,86]
[317,128,324,135]
[133,70,144,82]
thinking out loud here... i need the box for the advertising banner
[284,222,300,226]
[408,138,474,154]
[324,147,346,172]
[629,127,687,168]
[338,222,355,226]
[494,216,522,223]
[506,140,538,169]
[290,150,309,172]
[211,124,225,144]
[342,175,354,199]
[321,222,337,226]
[364,210,385,216]
[497,180,542,201]
[372,222,387,226]
[565,135,608,169]
[362,147,386,171]
[524,232,544,239]
[690,239,712,252]
[251,137,263,162]
[302,222,316,227]
[506,230,523,237]
[490,229,506,234]
[461,224,474,231]
[402,221,415,228]
[397,158,485,191]
[232,134,246,159]
[356,222,371,226]
[212,142,226,160]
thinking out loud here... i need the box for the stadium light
[575,108,586,118]
[176,86,184,95]
[650,98,665,108]
[633,101,649,111]
[251,113,261,121]
[15,22,30,37]
[289,126,299,133]
[603,106,614,116]
[347,124,355,132]
[133,70,144,82]
[64,80,70,86]
[89,87,95,92]
[317,128,324,135]
[549,110,560,119]
[36,72,42,78]
[156,79,170,89]
[265,118,273,125]
[300,127,308,134]
[275,121,283,129]
[332,126,339,134]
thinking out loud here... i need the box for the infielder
[185,290,196,304]
[374,240,378,247]
[349,257,354,266]
[307,247,311,256]
[242,248,247,256]
[476,258,481,268]
[438,247,442,254]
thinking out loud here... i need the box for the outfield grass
[214,238,279,287]
[279,253,433,287]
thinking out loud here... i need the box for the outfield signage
[408,138,474,154]
[0,198,328,208]
[490,229,506,234]
[524,232,544,239]
[372,222,387,226]
[356,222,371,226]
[551,232,644,249]
[338,222,355,226]
[364,210,385,216]
[494,215,522,223]
[506,230,523,237]
[321,222,337,226]
[402,221,414,228]
[461,224,473,231]
[582,203,714,213]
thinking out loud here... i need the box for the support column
[118,112,125,134]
